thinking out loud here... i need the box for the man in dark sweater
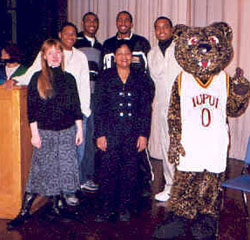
[102,11,151,73]
[74,12,102,192]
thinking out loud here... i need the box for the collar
[117,32,133,40]
[84,34,95,47]
[158,37,173,56]
[5,64,20,79]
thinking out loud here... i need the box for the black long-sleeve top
[27,67,83,131]
[94,68,154,138]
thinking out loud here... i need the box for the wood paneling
[0,86,32,219]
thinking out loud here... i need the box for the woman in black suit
[94,41,153,222]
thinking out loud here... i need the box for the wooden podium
[0,86,33,219]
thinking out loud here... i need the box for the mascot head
[173,22,233,83]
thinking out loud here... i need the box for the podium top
[0,85,27,91]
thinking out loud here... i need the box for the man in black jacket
[102,11,151,73]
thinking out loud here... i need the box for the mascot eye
[188,37,199,46]
[208,36,219,44]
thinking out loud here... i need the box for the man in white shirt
[3,22,91,206]
[148,17,182,202]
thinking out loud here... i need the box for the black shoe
[153,212,191,239]
[7,192,36,231]
[7,212,30,230]
[50,195,64,216]
[142,185,152,198]
[95,212,115,223]
[190,214,217,240]
[119,210,131,222]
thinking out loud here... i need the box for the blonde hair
[37,39,64,99]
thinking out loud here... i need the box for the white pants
[160,112,175,187]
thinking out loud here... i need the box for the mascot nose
[198,43,212,53]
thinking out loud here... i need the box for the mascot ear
[210,22,233,41]
[173,24,189,41]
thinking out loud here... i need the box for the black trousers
[97,132,140,213]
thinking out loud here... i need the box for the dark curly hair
[2,43,23,63]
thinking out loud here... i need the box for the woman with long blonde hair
[7,39,83,230]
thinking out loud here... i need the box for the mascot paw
[232,80,249,96]
[234,67,244,79]
[168,149,179,164]
[232,67,249,96]
[168,143,185,165]
[233,83,249,96]
[178,143,186,157]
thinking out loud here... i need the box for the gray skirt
[26,125,80,196]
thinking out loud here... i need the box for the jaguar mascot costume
[154,22,249,240]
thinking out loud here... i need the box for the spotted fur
[167,22,249,219]
[168,22,249,165]
[174,22,233,83]
[168,170,225,219]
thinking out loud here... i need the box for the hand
[31,134,41,149]
[234,67,244,79]
[75,129,83,146]
[97,136,107,151]
[168,142,185,165]
[2,79,17,89]
[136,136,147,152]
[233,82,249,96]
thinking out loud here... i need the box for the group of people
[1,11,180,229]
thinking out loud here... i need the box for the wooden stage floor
[0,159,249,240]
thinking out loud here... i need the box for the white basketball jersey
[177,71,229,173]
